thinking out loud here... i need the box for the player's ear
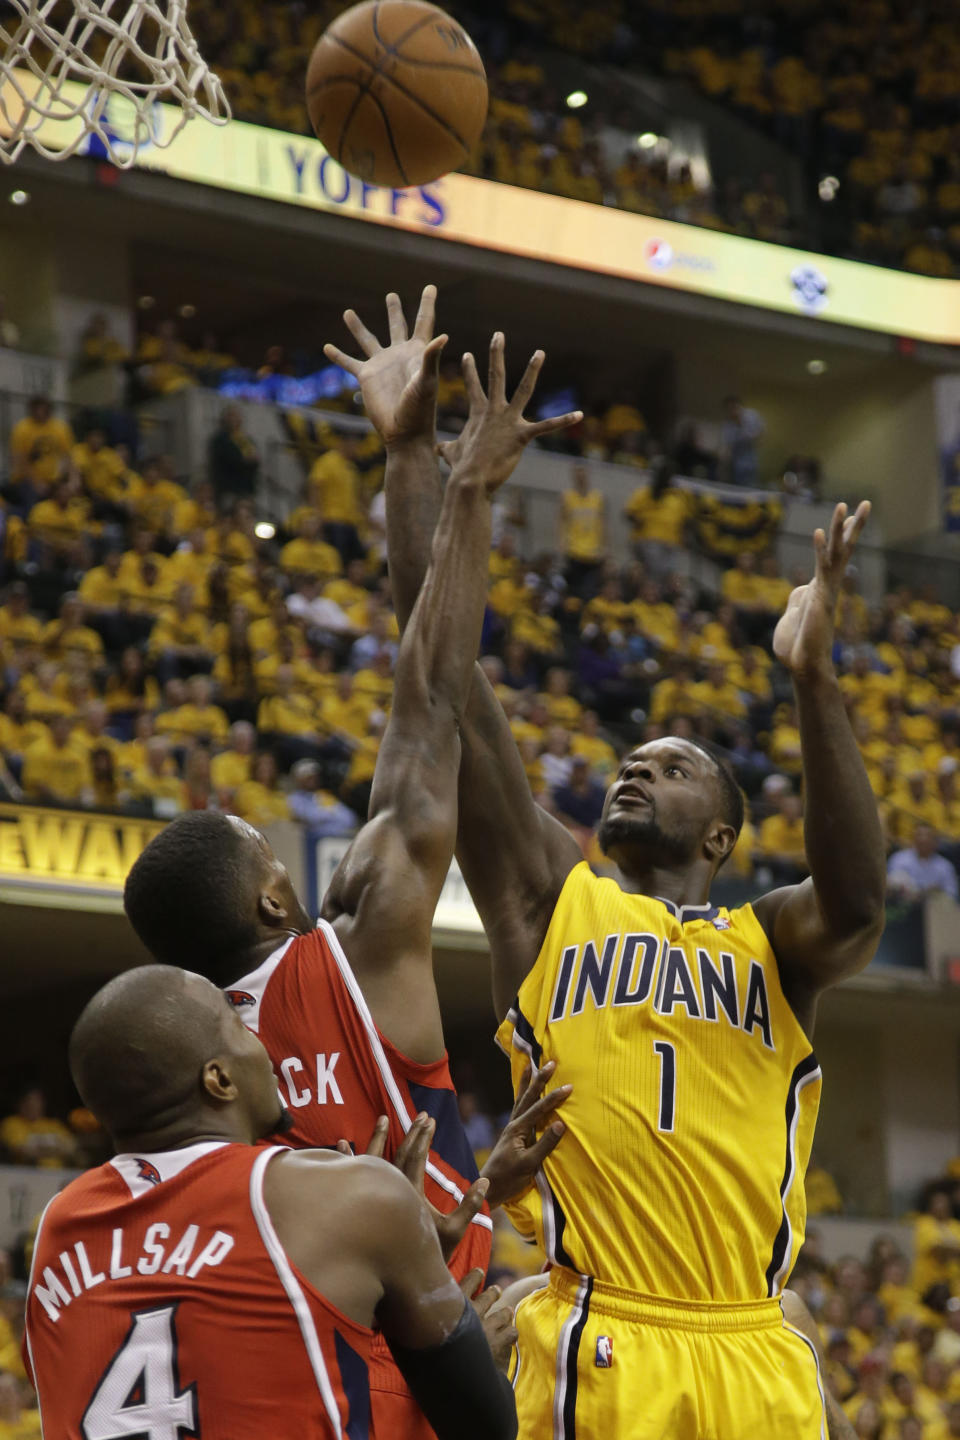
[258,890,288,928]
[201,1058,238,1104]
[705,822,736,865]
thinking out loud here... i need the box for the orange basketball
[305,0,488,189]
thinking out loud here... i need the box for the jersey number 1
[653,1040,676,1133]
[83,1305,199,1440]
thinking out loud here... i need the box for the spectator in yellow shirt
[912,1189,960,1304]
[308,435,364,561]
[624,475,690,576]
[581,577,631,637]
[649,662,701,725]
[721,551,767,612]
[889,770,947,844]
[806,1157,843,1216]
[22,714,93,804]
[488,559,534,621]
[558,465,606,594]
[72,428,130,504]
[692,662,748,727]
[757,782,807,882]
[539,667,582,728]
[42,593,104,664]
[164,530,217,600]
[489,531,519,584]
[755,553,793,616]
[570,710,618,781]
[210,719,256,792]
[511,592,562,659]
[232,750,291,827]
[149,583,214,680]
[171,479,217,538]
[280,511,343,583]
[69,700,120,763]
[10,395,74,487]
[104,646,161,722]
[632,578,679,652]
[353,649,394,711]
[0,689,45,763]
[341,712,385,816]
[0,1086,76,1167]
[769,704,803,774]
[324,557,370,612]
[320,671,375,745]
[79,550,125,617]
[128,736,184,815]
[28,477,91,559]
[154,674,229,745]
[257,664,318,740]
[0,581,42,656]
[23,663,77,723]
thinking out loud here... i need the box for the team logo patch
[134,1159,161,1187]
[712,916,732,931]
[226,989,257,1009]
[595,1336,613,1368]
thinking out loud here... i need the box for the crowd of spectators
[177,0,960,274]
[0,374,957,897]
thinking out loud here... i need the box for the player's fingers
[511,1060,555,1116]
[419,333,448,385]
[436,440,458,467]
[412,282,438,341]
[512,1084,573,1133]
[488,331,506,406]
[335,1140,353,1156]
[385,291,408,345]
[442,1178,489,1252]
[363,1115,390,1157]
[393,1114,433,1180]
[812,527,827,575]
[343,308,382,357]
[843,499,871,554]
[527,410,584,440]
[523,1119,568,1169]
[827,502,847,567]
[458,1267,485,1301]
[470,1284,503,1321]
[509,350,544,414]
[322,343,362,376]
[462,351,485,409]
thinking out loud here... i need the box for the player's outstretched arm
[265,1151,517,1440]
[325,289,583,1022]
[753,503,885,1030]
[321,327,581,1056]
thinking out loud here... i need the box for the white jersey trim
[225,935,296,1034]
[769,1063,822,1295]
[22,1194,55,1432]
[110,1141,229,1200]
[249,1146,344,1439]
[317,918,492,1234]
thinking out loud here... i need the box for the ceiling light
[638,132,659,149]
[9,189,29,205]
[254,521,276,540]
[178,303,197,319]
[137,295,155,309]
[807,359,827,375]
[818,175,839,201]
[566,90,588,109]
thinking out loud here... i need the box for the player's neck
[112,1115,251,1156]
[615,858,712,909]
[218,929,307,987]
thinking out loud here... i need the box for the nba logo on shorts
[595,1336,613,1368]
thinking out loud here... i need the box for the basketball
[305,0,488,189]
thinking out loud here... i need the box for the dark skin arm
[753,503,886,1036]
[321,317,581,1058]
[265,1149,466,1340]
[325,289,582,1023]
[780,1289,856,1440]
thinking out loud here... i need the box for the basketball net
[0,0,230,168]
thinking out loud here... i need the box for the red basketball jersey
[24,1141,372,1440]
[227,922,492,1418]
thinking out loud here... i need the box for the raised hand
[438,333,582,496]
[480,1060,571,1209]
[323,285,446,448]
[460,1270,518,1373]
[773,501,871,681]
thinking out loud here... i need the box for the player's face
[599,739,721,868]
[228,816,315,936]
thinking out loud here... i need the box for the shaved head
[69,966,285,1147]
[69,967,230,1139]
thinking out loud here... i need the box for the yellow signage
[0,804,164,891]
[4,67,960,342]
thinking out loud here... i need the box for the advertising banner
[6,70,960,342]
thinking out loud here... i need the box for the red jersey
[25,1141,372,1440]
[227,923,492,1429]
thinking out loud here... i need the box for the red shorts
[370,1339,436,1440]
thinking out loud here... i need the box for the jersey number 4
[653,1040,676,1133]
[83,1305,199,1440]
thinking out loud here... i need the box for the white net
[0,0,230,167]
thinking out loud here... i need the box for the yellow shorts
[510,1268,826,1440]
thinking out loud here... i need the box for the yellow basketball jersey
[495,862,821,1303]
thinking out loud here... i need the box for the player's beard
[598,808,691,864]
[274,1104,295,1135]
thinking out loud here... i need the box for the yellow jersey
[495,863,821,1303]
